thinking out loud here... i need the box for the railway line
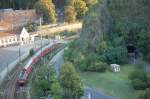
[0,40,65,99]
[1,62,28,99]
[15,87,26,99]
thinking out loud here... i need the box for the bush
[131,79,147,90]
[87,61,107,72]
[129,69,149,90]
[30,49,35,56]
[129,69,148,81]
[102,47,128,64]
[25,23,38,32]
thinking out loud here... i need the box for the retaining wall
[0,50,29,85]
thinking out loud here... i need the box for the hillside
[78,0,150,63]
[64,0,150,72]
[63,1,150,98]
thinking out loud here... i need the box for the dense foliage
[25,23,38,32]
[64,6,77,23]
[34,64,59,98]
[64,0,150,73]
[63,0,91,22]
[34,0,57,23]
[129,69,149,90]
[59,62,84,99]
[0,0,98,23]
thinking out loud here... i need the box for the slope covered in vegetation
[65,0,150,71]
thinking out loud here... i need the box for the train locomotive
[17,41,62,86]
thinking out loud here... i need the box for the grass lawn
[80,65,138,99]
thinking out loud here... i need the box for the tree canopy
[34,0,57,23]
[59,62,84,99]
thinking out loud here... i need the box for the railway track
[2,66,22,99]
[1,42,66,99]
[2,67,19,99]
[16,87,26,99]
[1,64,31,99]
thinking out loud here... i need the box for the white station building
[0,27,34,47]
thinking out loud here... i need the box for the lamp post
[19,46,21,65]
[39,17,43,64]
[6,62,9,80]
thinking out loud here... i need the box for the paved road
[49,49,64,76]
[49,48,116,99]
[0,39,49,71]
[82,88,116,99]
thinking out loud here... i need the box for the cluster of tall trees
[0,0,97,23]
[35,0,57,23]
[64,0,98,23]
[34,62,83,99]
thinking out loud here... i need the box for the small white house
[20,27,34,45]
[110,64,120,72]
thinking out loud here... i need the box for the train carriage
[17,41,62,86]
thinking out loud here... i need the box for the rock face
[80,0,150,51]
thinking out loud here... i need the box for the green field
[80,65,138,99]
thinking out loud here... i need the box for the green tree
[64,6,77,23]
[59,62,84,99]
[74,0,88,19]
[34,64,56,96]
[50,80,62,99]
[25,23,38,32]
[34,0,57,23]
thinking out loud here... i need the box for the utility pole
[39,17,43,63]
[19,47,21,64]
[6,63,10,80]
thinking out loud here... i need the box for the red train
[17,41,62,86]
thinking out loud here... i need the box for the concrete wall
[0,50,29,85]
